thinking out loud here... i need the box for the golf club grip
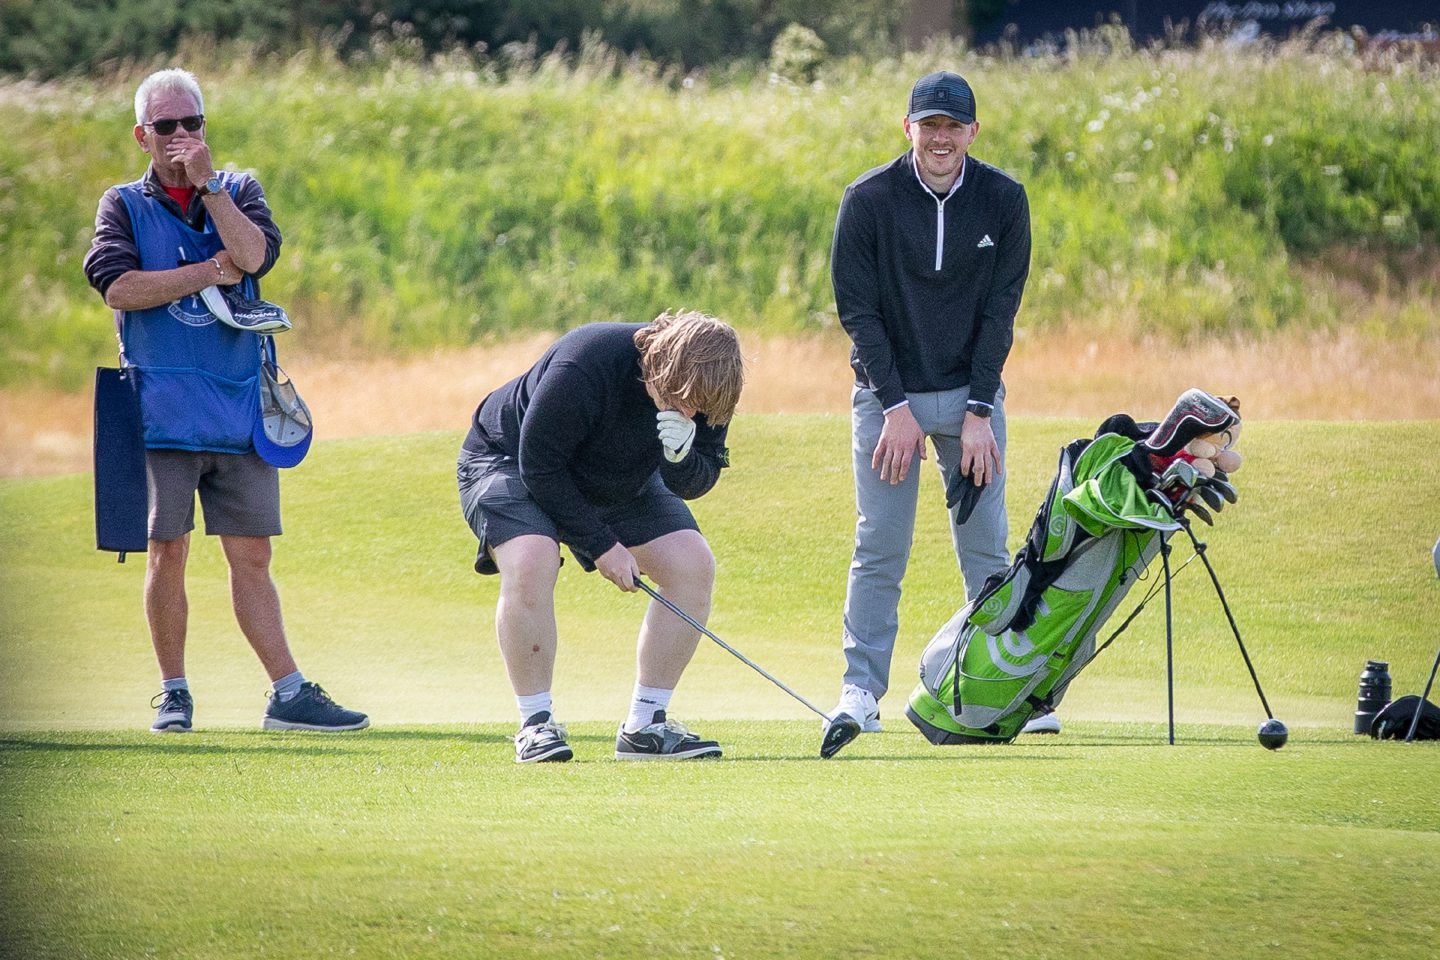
[632,577,830,720]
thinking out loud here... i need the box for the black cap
[908,71,976,124]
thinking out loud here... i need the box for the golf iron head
[820,715,862,759]
[633,577,861,759]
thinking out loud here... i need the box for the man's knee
[220,535,273,574]
[639,530,714,593]
[496,537,561,603]
[147,535,190,570]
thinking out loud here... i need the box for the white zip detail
[933,197,946,271]
[911,154,967,272]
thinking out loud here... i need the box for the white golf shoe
[1020,710,1062,735]
[827,684,882,733]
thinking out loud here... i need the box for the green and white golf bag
[906,390,1241,745]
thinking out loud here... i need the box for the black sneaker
[150,689,194,733]
[514,711,573,764]
[615,710,722,761]
[262,682,370,731]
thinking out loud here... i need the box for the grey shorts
[457,449,698,575]
[146,448,282,541]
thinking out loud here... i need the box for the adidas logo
[977,235,994,248]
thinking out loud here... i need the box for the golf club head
[820,716,862,759]
[1186,500,1214,525]
[1196,484,1225,512]
[1209,473,1239,504]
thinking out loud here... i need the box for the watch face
[205,176,223,194]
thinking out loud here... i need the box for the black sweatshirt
[462,322,729,559]
[831,151,1031,410]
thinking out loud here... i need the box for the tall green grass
[3,38,1439,388]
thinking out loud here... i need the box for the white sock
[624,684,673,733]
[517,691,553,726]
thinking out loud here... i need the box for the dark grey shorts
[146,448,282,541]
[457,450,698,575]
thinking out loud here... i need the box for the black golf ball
[1257,718,1288,750]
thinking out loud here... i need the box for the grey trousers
[841,385,1010,700]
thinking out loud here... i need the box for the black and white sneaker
[615,710,722,761]
[514,711,573,764]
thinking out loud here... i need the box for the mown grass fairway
[2,416,1439,958]
[2,726,1436,959]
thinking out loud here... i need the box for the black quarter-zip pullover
[831,151,1031,409]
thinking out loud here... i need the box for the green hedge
[2,40,1438,387]
[0,1,900,78]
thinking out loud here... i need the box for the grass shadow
[0,735,366,757]
[353,729,514,746]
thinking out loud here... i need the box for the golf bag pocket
[137,366,259,452]
[970,566,1031,636]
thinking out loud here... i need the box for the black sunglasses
[146,115,205,135]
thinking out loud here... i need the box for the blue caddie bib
[115,173,263,452]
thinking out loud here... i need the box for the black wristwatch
[966,400,993,419]
[198,175,224,197]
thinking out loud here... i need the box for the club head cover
[1142,388,1241,457]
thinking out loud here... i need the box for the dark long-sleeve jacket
[831,151,1030,409]
[462,322,729,560]
[83,165,282,298]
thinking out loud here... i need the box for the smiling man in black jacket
[827,71,1044,735]
[458,311,745,763]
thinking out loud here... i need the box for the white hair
[134,69,204,126]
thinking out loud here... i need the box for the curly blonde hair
[634,310,745,425]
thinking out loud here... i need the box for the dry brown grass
[4,329,1437,478]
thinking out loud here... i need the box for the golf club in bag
[634,578,861,758]
[906,388,1285,747]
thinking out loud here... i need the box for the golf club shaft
[1404,647,1440,743]
[1181,523,1274,719]
[1414,539,1440,742]
[1163,537,1175,745]
[633,578,831,722]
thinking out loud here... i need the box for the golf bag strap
[113,308,129,368]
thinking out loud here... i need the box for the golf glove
[656,410,696,463]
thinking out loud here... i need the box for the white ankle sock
[624,684,673,733]
[517,691,553,725]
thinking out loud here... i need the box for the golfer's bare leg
[630,530,714,688]
[491,535,562,696]
[219,535,299,682]
[146,535,191,679]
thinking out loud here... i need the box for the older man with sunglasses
[83,68,367,735]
